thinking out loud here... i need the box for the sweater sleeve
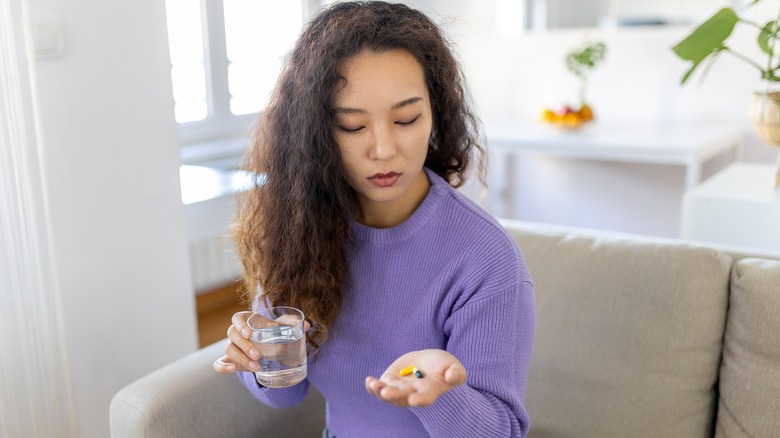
[409,280,536,437]
[236,372,310,409]
[234,293,311,408]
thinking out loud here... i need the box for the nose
[368,124,397,161]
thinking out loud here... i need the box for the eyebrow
[334,96,423,114]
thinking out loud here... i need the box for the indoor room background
[2,0,777,436]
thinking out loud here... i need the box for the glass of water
[247,306,308,388]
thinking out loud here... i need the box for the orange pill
[399,366,415,377]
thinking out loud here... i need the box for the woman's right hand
[213,311,260,374]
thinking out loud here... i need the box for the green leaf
[680,60,702,84]
[672,8,739,62]
[565,40,607,79]
[697,49,724,85]
[758,20,776,55]
[680,47,725,85]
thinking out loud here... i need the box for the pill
[399,366,415,376]
[413,367,424,378]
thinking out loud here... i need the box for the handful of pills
[399,365,424,378]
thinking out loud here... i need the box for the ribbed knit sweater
[238,168,536,437]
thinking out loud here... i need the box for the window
[165,0,320,147]
[165,0,207,124]
[223,0,302,116]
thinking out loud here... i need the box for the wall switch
[32,20,63,58]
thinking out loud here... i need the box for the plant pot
[749,91,780,188]
[749,91,780,146]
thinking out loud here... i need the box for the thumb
[444,364,467,386]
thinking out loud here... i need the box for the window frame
[177,0,325,148]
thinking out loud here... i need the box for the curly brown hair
[235,1,484,353]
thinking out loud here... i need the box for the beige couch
[110,220,780,437]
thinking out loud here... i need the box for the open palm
[364,349,467,407]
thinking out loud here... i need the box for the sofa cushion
[503,223,731,438]
[716,258,780,438]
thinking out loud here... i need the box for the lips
[368,172,401,188]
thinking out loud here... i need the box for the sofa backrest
[715,258,780,438]
[501,220,732,438]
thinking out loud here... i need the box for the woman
[213,2,535,437]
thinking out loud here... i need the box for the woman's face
[332,48,433,227]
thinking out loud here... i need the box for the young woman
[213,2,535,437]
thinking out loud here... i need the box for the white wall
[15,0,198,436]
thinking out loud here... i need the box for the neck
[355,170,430,228]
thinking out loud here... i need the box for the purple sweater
[238,168,535,437]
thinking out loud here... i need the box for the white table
[179,164,253,241]
[485,120,745,220]
[179,165,254,291]
[488,120,744,189]
[681,162,780,251]
[179,164,252,205]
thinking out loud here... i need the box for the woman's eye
[396,115,420,126]
[338,125,364,133]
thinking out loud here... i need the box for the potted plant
[672,1,780,187]
[566,40,607,109]
[541,40,606,129]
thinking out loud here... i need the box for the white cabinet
[681,162,780,251]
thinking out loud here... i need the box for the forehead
[334,49,428,106]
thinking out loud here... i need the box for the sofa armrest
[110,339,325,437]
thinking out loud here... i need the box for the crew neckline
[350,167,446,244]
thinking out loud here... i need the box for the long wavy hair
[236,1,484,352]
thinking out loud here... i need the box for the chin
[366,190,403,203]
[363,184,406,202]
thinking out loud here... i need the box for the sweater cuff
[237,371,267,397]
[236,371,309,408]
[409,384,521,438]
[409,384,480,434]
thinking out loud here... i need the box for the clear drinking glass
[247,306,307,388]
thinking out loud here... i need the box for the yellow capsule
[399,366,415,377]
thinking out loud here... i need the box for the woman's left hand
[364,349,467,407]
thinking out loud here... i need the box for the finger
[227,325,261,361]
[225,339,260,372]
[213,355,238,373]
[232,311,253,339]
[408,390,437,407]
[274,314,301,326]
[365,376,385,398]
[272,314,311,332]
[379,385,410,407]
[444,364,467,386]
[364,377,377,396]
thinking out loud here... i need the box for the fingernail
[226,364,236,372]
[249,349,259,359]
[241,328,251,338]
[249,361,259,371]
